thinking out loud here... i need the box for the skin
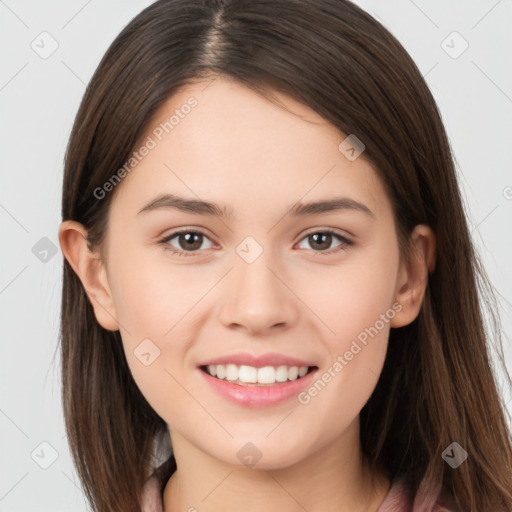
[59,76,435,512]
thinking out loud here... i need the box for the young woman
[57,1,512,511]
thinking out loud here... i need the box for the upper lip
[198,352,316,368]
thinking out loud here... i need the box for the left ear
[390,224,436,328]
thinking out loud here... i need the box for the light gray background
[1,1,511,510]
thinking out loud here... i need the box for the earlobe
[58,220,120,331]
[390,224,436,328]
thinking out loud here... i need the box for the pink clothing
[141,474,164,512]
[141,474,453,512]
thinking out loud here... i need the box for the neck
[163,419,390,512]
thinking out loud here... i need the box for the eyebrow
[137,193,375,219]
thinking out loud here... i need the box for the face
[97,76,404,469]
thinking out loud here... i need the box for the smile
[201,363,315,386]
[198,363,319,408]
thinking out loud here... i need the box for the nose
[218,248,300,335]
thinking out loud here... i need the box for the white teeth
[216,365,226,380]
[239,365,258,383]
[288,366,299,380]
[275,365,289,382]
[257,366,275,384]
[226,364,238,381]
[205,364,311,384]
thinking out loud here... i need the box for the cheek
[299,242,399,350]
[107,247,215,416]
[293,240,398,411]
[109,243,212,339]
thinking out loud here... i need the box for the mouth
[199,364,318,387]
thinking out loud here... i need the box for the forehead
[109,76,387,222]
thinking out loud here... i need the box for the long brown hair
[59,1,512,511]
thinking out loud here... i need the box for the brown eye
[176,232,203,251]
[297,230,353,254]
[308,233,333,250]
[159,230,214,255]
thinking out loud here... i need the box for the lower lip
[198,367,318,408]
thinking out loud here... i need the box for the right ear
[58,220,120,331]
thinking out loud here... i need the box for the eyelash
[157,228,354,257]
